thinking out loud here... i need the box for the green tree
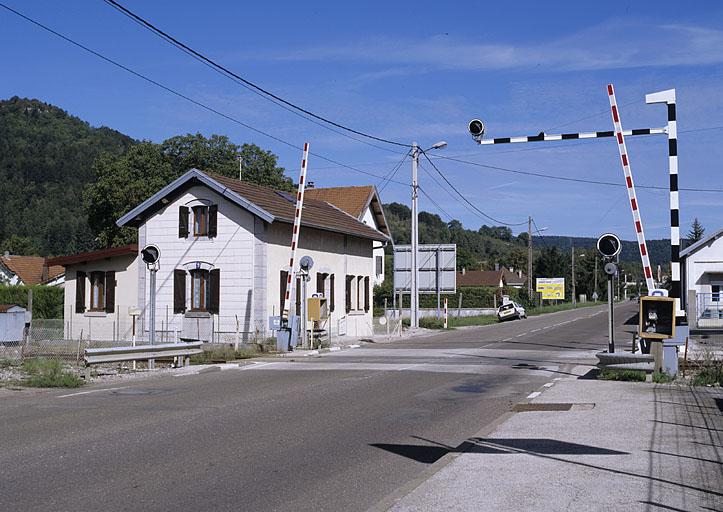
[688,218,705,243]
[1,235,42,256]
[85,134,293,247]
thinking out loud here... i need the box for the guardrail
[84,342,203,366]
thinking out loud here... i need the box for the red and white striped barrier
[607,84,655,292]
[282,142,310,321]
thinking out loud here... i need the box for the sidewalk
[388,376,723,511]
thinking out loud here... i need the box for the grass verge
[598,368,646,382]
[190,345,265,365]
[527,301,608,317]
[22,359,84,388]
[692,365,723,386]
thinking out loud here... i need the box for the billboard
[536,278,565,300]
[393,244,456,294]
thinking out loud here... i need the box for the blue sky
[2,1,722,240]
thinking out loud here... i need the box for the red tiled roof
[0,304,23,312]
[457,270,504,287]
[207,173,388,242]
[0,255,64,285]
[304,186,374,219]
[46,245,138,267]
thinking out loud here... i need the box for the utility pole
[238,155,242,180]
[527,216,533,302]
[410,142,420,329]
[594,257,599,301]
[571,245,576,307]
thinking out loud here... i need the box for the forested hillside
[0,97,134,256]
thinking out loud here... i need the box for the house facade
[109,169,389,342]
[47,245,139,341]
[305,185,390,286]
[680,228,723,329]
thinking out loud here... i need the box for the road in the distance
[0,302,638,512]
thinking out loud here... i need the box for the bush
[419,317,445,329]
[22,359,84,388]
[190,345,262,364]
[653,371,674,384]
[692,365,723,387]
[0,285,63,318]
[598,369,646,382]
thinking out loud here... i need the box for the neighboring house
[47,245,139,341]
[0,253,65,287]
[103,169,390,342]
[457,269,506,288]
[501,268,527,289]
[680,228,723,329]
[305,185,391,286]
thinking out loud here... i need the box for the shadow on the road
[651,420,723,433]
[638,501,689,512]
[644,450,722,465]
[577,368,600,380]
[371,437,628,465]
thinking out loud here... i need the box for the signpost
[536,278,565,300]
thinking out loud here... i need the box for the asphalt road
[0,302,639,512]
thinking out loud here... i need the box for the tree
[0,235,42,256]
[688,218,705,243]
[85,134,293,247]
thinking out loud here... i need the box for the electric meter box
[638,296,676,339]
[307,297,328,321]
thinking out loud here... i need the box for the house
[457,269,506,288]
[47,245,139,341]
[88,168,390,343]
[680,228,723,329]
[304,185,391,286]
[501,268,527,289]
[0,253,65,287]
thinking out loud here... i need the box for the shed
[0,304,27,343]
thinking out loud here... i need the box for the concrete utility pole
[571,245,576,307]
[411,142,420,329]
[527,216,533,301]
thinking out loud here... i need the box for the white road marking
[543,382,554,388]
[241,362,277,370]
[396,364,422,371]
[527,391,542,399]
[57,386,129,398]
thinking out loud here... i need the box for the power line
[433,153,723,193]
[0,2,410,189]
[419,150,528,226]
[378,150,410,194]
[103,0,411,150]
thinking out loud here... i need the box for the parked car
[497,302,526,321]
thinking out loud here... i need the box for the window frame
[376,255,383,277]
[193,205,209,237]
[89,271,105,311]
[190,269,211,311]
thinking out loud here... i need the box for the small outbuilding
[0,304,27,343]
[680,228,723,329]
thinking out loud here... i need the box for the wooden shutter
[329,274,335,312]
[179,206,189,238]
[280,270,288,314]
[104,271,116,313]
[364,276,370,312]
[173,269,186,314]
[75,271,86,313]
[209,269,220,314]
[316,273,325,294]
[208,205,218,238]
[345,275,353,313]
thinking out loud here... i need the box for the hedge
[0,285,64,319]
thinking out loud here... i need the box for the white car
[497,302,526,321]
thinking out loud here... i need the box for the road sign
[536,278,565,300]
[394,244,456,294]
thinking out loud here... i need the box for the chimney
[518,269,523,278]
[306,181,315,189]
[509,267,514,273]
[494,262,500,271]
[462,267,466,275]
[3,251,8,258]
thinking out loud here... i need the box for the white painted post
[444,298,448,329]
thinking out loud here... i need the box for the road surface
[0,302,638,511]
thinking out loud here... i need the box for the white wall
[685,237,723,296]
[139,185,256,341]
[361,207,386,286]
[63,254,138,341]
[266,222,375,337]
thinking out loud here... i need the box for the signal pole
[571,245,576,307]
[527,216,533,302]
[411,142,419,329]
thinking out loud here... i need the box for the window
[713,285,721,303]
[376,255,383,277]
[193,206,209,236]
[90,271,105,311]
[190,269,210,311]
[344,275,369,313]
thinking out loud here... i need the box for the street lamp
[410,140,447,329]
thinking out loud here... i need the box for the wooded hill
[0,97,134,256]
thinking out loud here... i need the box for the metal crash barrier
[84,342,203,366]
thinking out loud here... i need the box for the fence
[695,293,723,329]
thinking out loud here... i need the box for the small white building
[108,169,390,342]
[680,228,723,328]
[305,185,390,286]
[47,245,139,341]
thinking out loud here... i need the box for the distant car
[498,302,526,321]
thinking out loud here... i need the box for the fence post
[444,298,448,329]
[235,314,240,351]
[457,294,463,318]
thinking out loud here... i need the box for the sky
[2,1,722,240]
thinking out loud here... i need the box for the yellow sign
[536,278,565,300]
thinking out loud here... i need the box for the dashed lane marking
[57,386,129,398]
[527,391,542,399]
